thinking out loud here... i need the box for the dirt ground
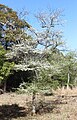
[0,88,77,120]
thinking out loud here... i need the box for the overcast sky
[0,0,77,50]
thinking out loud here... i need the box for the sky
[0,0,77,50]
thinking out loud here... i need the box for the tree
[0,45,6,81]
[0,62,14,92]
[9,41,66,115]
[0,4,31,50]
[30,9,65,51]
[6,9,66,114]
[59,51,77,88]
[0,45,15,92]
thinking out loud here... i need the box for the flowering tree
[6,9,66,115]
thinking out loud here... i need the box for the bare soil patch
[0,88,77,120]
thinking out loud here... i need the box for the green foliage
[0,62,14,80]
[2,6,77,92]
[0,45,6,68]
[37,68,60,90]
[60,52,77,86]
[17,82,39,94]
[0,45,15,85]
[0,4,31,50]
[17,67,60,94]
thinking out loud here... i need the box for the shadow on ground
[0,98,67,120]
[35,97,67,114]
[27,98,66,115]
[0,104,27,120]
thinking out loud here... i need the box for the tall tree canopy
[0,4,31,50]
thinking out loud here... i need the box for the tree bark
[67,72,70,89]
[32,91,36,115]
[5,41,8,50]
[3,80,7,92]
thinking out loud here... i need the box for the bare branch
[35,9,63,29]
[17,8,29,20]
[29,9,65,50]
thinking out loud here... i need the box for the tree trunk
[32,91,36,116]
[5,41,8,50]
[3,80,7,92]
[67,72,70,89]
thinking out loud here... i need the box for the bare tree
[29,9,65,50]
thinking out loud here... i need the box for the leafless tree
[29,9,65,50]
